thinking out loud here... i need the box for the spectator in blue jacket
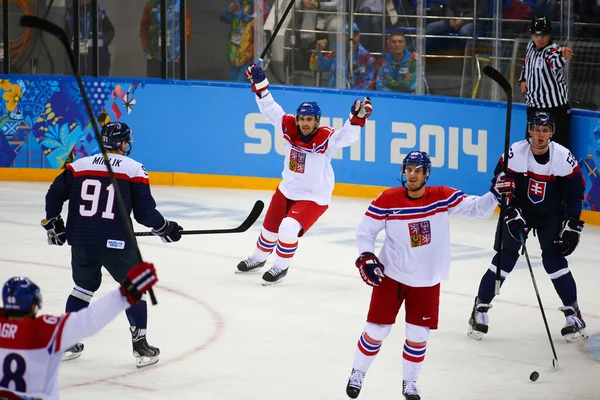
[376,32,418,93]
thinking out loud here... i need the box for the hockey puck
[529,371,539,382]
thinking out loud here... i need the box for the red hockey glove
[490,172,515,203]
[355,252,385,287]
[120,262,158,305]
[349,97,373,127]
[244,64,269,96]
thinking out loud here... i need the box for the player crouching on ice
[469,111,587,343]
[236,63,372,285]
[0,264,158,400]
[346,151,509,400]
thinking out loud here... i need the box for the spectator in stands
[355,0,403,53]
[310,22,376,90]
[140,0,191,79]
[296,0,341,49]
[425,0,490,37]
[65,0,115,76]
[376,32,418,93]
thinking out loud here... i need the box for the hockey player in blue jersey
[41,121,183,368]
[468,112,587,343]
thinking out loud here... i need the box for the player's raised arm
[330,98,373,149]
[245,64,284,128]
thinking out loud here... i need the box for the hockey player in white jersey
[236,64,372,285]
[345,151,512,400]
[469,112,587,342]
[0,263,158,400]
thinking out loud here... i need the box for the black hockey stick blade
[135,200,265,237]
[482,66,512,96]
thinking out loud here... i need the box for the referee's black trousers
[526,103,571,149]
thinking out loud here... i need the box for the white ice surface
[0,182,598,400]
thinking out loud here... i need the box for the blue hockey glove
[355,252,385,287]
[244,64,269,96]
[349,97,373,127]
[41,216,66,246]
[504,206,529,242]
[152,219,183,243]
[490,172,515,204]
[555,218,584,256]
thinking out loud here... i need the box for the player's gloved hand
[40,216,66,246]
[555,217,584,256]
[120,262,158,305]
[152,219,183,243]
[244,64,269,96]
[504,206,529,242]
[349,97,373,127]
[355,252,385,287]
[490,172,515,203]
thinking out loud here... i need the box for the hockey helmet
[528,111,555,135]
[2,277,42,316]
[101,121,134,153]
[530,16,551,36]
[402,151,432,177]
[296,102,321,121]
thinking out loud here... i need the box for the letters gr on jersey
[243,113,488,173]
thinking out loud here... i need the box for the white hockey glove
[349,97,373,127]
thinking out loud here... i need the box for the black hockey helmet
[529,16,551,35]
[101,121,133,155]
[528,111,555,135]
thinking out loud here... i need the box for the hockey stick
[134,200,265,237]
[257,0,295,67]
[20,15,158,305]
[519,233,560,369]
[483,66,512,296]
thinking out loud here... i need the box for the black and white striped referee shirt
[519,40,569,108]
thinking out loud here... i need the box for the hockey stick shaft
[483,66,513,296]
[135,200,265,237]
[20,15,158,305]
[257,0,295,66]
[520,234,560,367]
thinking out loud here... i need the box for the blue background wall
[1,75,598,212]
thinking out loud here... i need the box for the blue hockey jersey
[45,154,165,249]
[493,140,585,225]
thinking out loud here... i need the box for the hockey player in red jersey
[469,112,587,343]
[42,121,182,367]
[345,151,513,400]
[0,264,158,400]
[237,64,373,285]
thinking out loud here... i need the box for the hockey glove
[244,64,269,96]
[490,172,515,204]
[355,252,385,287]
[41,216,66,246]
[349,97,373,127]
[120,262,158,305]
[504,206,529,242]
[555,218,584,256]
[152,219,183,243]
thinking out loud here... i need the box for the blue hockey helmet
[401,151,432,189]
[296,102,321,121]
[101,121,134,154]
[528,111,555,135]
[2,277,42,316]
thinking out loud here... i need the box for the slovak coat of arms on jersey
[527,178,547,204]
[289,149,306,173]
[408,221,431,248]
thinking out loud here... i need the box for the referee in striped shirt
[519,16,574,148]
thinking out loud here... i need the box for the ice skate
[346,368,365,399]
[559,306,588,342]
[468,297,492,340]
[402,380,421,400]
[131,327,160,368]
[261,266,288,286]
[62,343,84,361]
[236,256,266,274]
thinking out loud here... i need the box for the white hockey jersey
[256,90,361,206]
[356,186,498,287]
[0,290,129,399]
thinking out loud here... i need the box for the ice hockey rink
[1,181,599,400]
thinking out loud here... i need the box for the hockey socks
[126,300,148,331]
[353,332,382,373]
[253,230,277,262]
[403,341,426,382]
[66,285,93,312]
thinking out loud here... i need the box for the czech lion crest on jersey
[527,178,547,204]
[408,221,431,248]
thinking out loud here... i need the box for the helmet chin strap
[527,136,550,151]
[401,173,428,192]
[297,122,319,143]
